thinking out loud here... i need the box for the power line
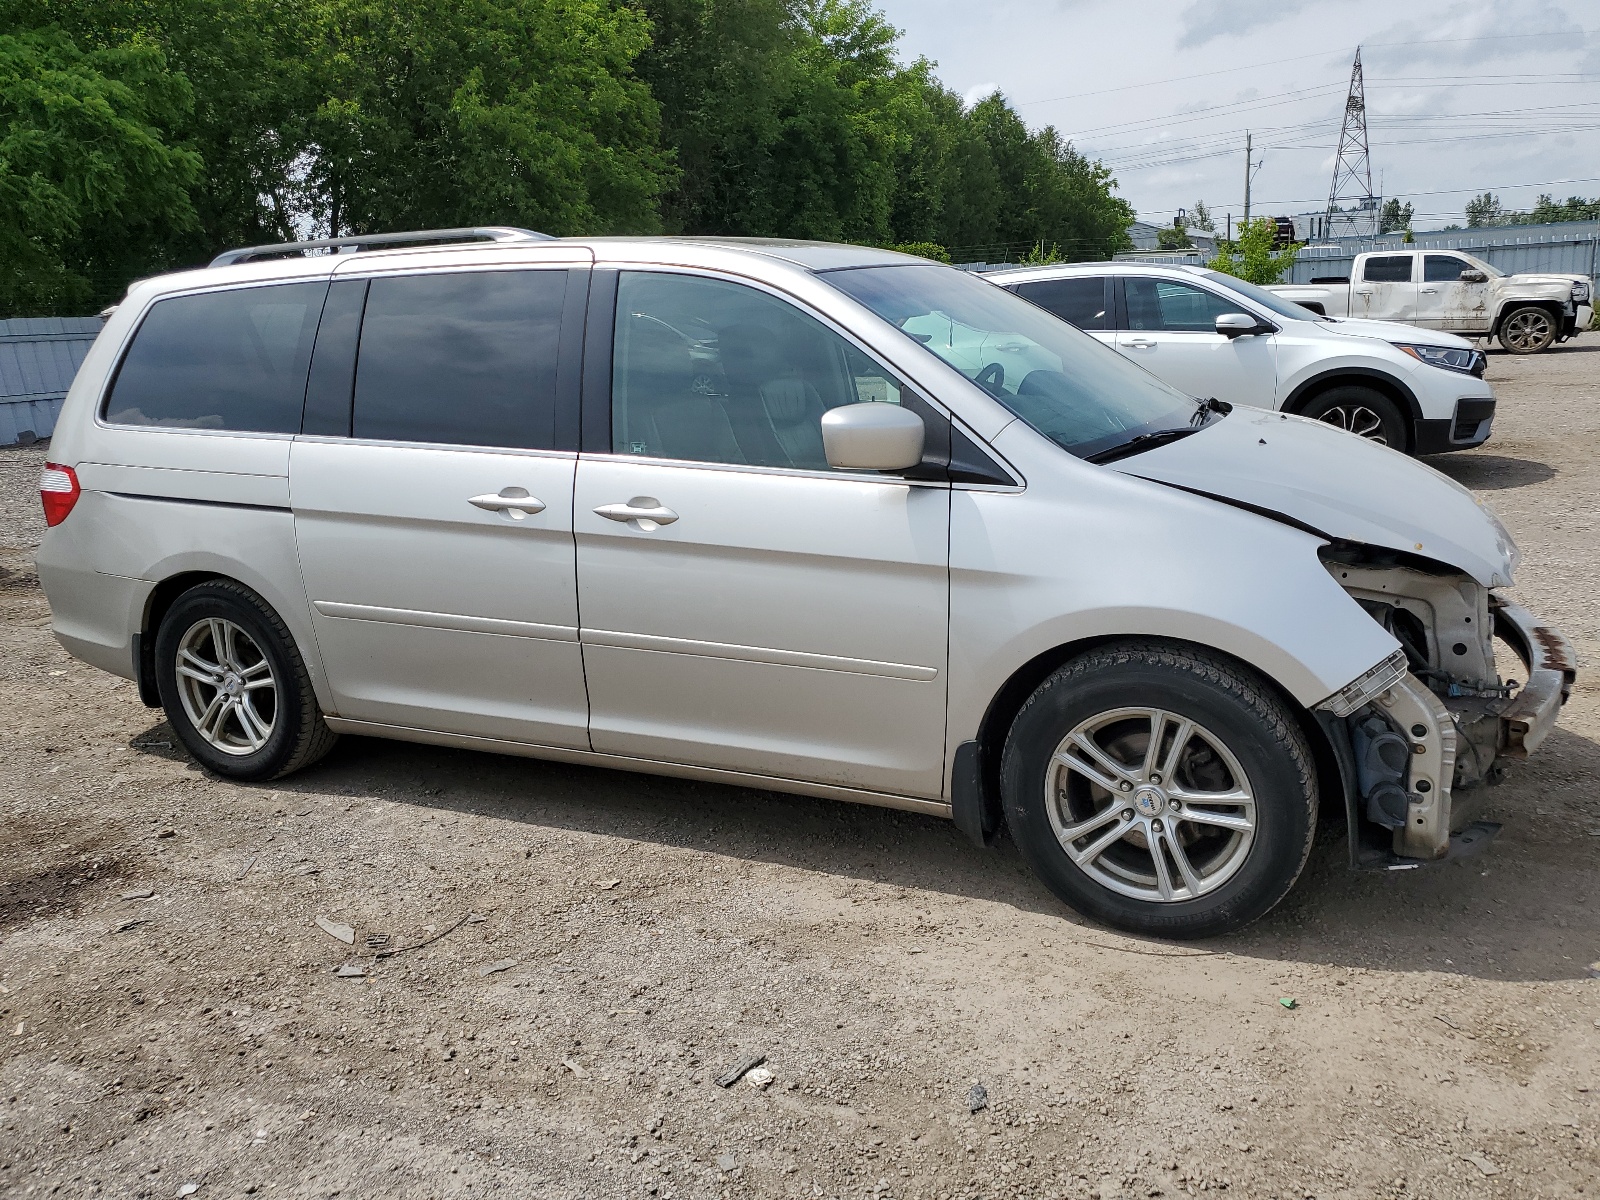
[1013,28,1600,108]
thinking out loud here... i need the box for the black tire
[1000,642,1317,939]
[1300,385,1408,450]
[1497,305,1557,354]
[154,580,338,781]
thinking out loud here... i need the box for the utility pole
[1243,131,1252,227]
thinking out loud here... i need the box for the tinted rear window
[1362,256,1414,283]
[105,282,326,431]
[1011,276,1107,330]
[352,271,565,449]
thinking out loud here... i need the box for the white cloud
[963,82,1001,108]
[1176,0,1316,48]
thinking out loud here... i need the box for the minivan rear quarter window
[352,270,566,449]
[105,282,326,431]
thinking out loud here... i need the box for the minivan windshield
[826,264,1206,461]
[1196,271,1327,322]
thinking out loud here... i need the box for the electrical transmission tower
[1325,47,1379,239]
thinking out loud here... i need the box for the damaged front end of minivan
[1317,542,1575,867]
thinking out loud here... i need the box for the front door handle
[469,488,546,518]
[1420,288,1438,294]
[595,499,679,528]
[1125,338,1157,349]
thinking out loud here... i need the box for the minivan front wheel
[154,580,337,780]
[1001,643,1317,939]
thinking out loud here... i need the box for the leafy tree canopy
[1206,216,1298,286]
[3,0,1137,313]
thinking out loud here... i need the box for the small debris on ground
[745,1066,774,1089]
[1279,997,1298,1009]
[156,828,176,839]
[968,1083,989,1113]
[334,963,366,978]
[119,887,154,901]
[315,915,356,945]
[178,1183,200,1196]
[715,1054,766,1088]
[478,958,517,977]
[595,878,621,890]
[562,1059,587,1078]
[1463,1154,1501,1176]
[364,933,390,950]
[716,1152,738,1172]
[235,854,257,882]
[113,918,146,934]
[1434,1014,1460,1030]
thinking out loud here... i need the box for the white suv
[984,261,1496,455]
[37,229,1573,937]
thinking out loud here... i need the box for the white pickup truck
[1270,249,1593,354]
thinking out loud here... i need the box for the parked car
[983,261,1495,455]
[37,229,1574,938]
[1268,249,1593,354]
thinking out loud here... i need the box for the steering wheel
[975,361,1006,396]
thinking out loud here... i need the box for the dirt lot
[2,344,1598,1200]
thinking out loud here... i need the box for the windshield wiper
[1085,427,1202,464]
[1085,398,1227,465]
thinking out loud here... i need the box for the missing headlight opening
[1319,541,1575,864]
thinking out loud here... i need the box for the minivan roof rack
[208,226,554,268]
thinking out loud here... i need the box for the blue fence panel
[0,317,102,446]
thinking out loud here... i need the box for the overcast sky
[873,0,1600,232]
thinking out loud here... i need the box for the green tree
[1188,200,1214,233]
[1206,216,1297,286]
[0,24,200,314]
[1379,197,1412,234]
[1156,224,1192,250]
[1465,192,1503,227]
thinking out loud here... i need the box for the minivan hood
[1111,407,1517,587]
[1318,317,1475,348]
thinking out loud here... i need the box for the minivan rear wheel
[154,580,337,780]
[1000,642,1317,939]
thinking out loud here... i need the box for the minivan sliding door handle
[469,489,546,516]
[595,500,679,527]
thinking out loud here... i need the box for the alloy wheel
[1503,309,1554,352]
[1044,707,1257,903]
[1316,404,1388,443]
[174,617,278,755]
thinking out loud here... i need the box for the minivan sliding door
[290,264,593,748]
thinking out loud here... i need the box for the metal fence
[1111,220,1600,284]
[0,317,101,447]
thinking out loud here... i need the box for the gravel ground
[1,344,1597,1200]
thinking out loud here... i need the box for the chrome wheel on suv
[174,617,277,755]
[1047,707,1256,903]
[1315,403,1387,442]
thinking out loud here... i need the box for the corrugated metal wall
[1111,221,1600,285]
[0,317,102,446]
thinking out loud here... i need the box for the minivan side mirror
[1216,312,1266,339]
[821,402,925,471]
[1458,269,1487,283]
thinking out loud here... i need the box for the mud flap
[951,740,1003,849]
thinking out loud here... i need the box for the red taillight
[40,463,81,527]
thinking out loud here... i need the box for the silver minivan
[37,229,1575,937]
